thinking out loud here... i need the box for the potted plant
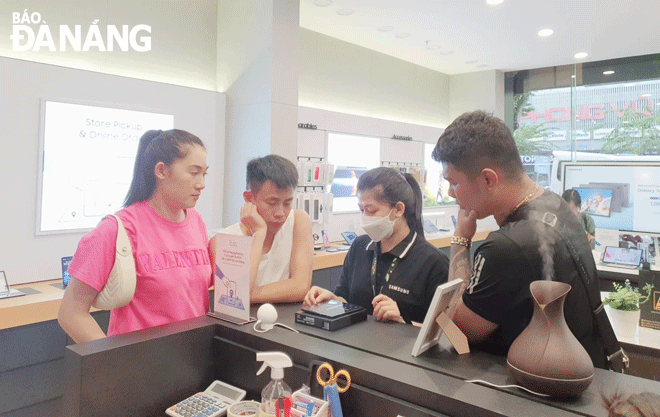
[602,279,654,339]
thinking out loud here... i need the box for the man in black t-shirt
[431,111,609,369]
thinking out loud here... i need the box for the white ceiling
[300,0,660,75]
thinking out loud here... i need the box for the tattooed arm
[447,209,498,343]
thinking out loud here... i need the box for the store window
[506,54,660,196]
[506,54,660,236]
[327,133,380,212]
[423,143,455,207]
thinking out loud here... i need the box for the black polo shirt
[334,230,449,323]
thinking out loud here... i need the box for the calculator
[166,380,246,417]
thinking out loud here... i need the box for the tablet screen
[341,232,357,244]
[61,256,73,289]
[602,246,643,267]
[301,299,364,318]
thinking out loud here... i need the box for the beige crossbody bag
[92,215,136,310]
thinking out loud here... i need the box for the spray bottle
[256,351,293,413]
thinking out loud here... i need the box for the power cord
[465,379,551,397]
[253,322,300,333]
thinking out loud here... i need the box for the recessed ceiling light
[486,0,504,4]
[465,60,478,64]
[537,28,554,37]
[603,70,615,75]
[377,26,394,32]
[313,0,332,6]
[438,51,454,55]
[394,32,410,38]
[336,9,354,16]
[574,52,588,59]
[571,75,576,78]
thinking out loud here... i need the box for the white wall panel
[0,58,224,285]
[381,139,424,165]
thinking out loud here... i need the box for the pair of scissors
[316,363,351,393]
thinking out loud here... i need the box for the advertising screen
[37,100,173,234]
[563,162,660,233]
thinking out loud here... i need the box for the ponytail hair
[357,167,425,237]
[123,129,205,207]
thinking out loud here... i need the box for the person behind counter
[562,188,596,248]
[214,155,313,304]
[58,130,214,343]
[433,110,610,368]
[304,167,449,323]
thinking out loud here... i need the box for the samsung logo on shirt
[388,284,409,295]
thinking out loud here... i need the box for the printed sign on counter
[639,270,660,330]
[213,234,253,323]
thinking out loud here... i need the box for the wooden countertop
[1,230,492,331]
[0,279,103,330]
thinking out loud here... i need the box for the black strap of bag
[526,210,628,373]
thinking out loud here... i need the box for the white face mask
[361,208,396,242]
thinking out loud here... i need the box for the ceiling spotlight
[465,60,478,64]
[378,26,394,32]
[438,50,454,55]
[571,75,576,78]
[336,9,354,16]
[537,28,554,37]
[486,0,504,4]
[574,52,588,59]
[603,70,615,75]
[394,32,410,38]
[313,0,332,6]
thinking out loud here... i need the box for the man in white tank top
[214,155,313,304]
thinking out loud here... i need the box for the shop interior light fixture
[537,28,554,37]
[394,32,410,38]
[486,0,504,5]
[378,26,394,32]
[336,9,354,16]
[603,70,615,75]
[574,52,588,59]
[313,0,332,6]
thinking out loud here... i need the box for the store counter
[64,304,660,417]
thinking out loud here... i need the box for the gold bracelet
[451,236,471,248]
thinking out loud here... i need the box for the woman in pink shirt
[58,129,213,343]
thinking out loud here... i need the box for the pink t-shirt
[68,201,213,336]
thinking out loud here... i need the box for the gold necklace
[511,183,540,214]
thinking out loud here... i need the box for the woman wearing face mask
[303,167,449,323]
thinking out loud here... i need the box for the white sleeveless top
[220,211,294,287]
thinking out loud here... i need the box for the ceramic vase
[507,281,594,397]
[605,305,640,340]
